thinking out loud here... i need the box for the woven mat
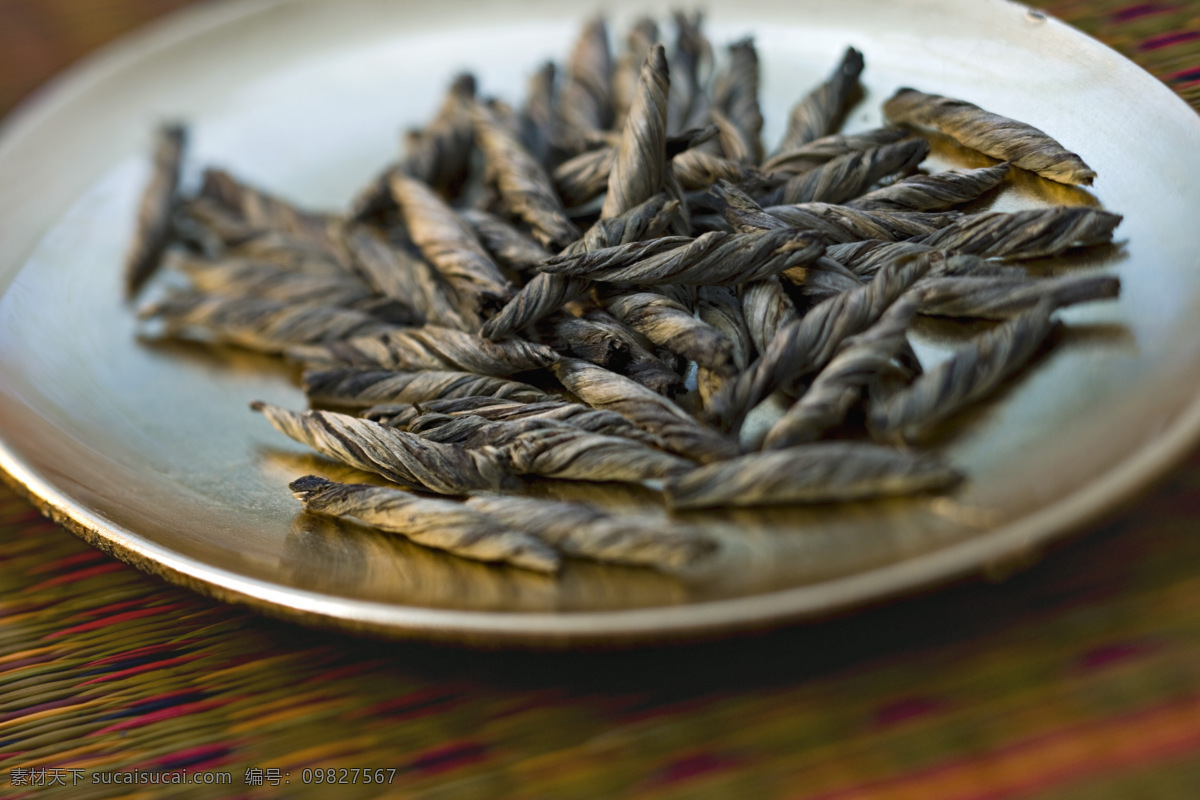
[3,2,1200,797]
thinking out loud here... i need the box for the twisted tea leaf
[287,325,560,376]
[303,368,551,408]
[553,359,740,463]
[290,476,558,572]
[343,225,471,330]
[762,292,923,449]
[740,277,800,357]
[827,240,996,280]
[176,195,260,252]
[601,42,670,219]
[545,313,633,370]
[604,288,737,373]
[667,10,713,135]
[126,123,187,297]
[672,148,764,191]
[884,87,1096,185]
[466,494,717,571]
[554,147,618,208]
[775,46,864,155]
[254,403,514,495]
[766,138,930,206]
[664,442,962,509]
[407,397,669,448]
[696,285,753,408]
[471,101,580,249]
[869,301,1058,443]
[705,253,933,433]
[915,273,1120,320]
[519,60,557,167]
[175,256,383,312]
[440,417,695,484]
[139,292,400,354]
[200,169,350,267]
[765,203,961,243]
[539,228,826,286]
[711,38,764,164]
[401,72,478,196]
[913,207,1122,260]
[571,309,684,396]
[459,209,551,274]
[761,128,904,176]
[558,17,614,135]
[849,163,1011,212]
[611,17,660,130]
[479,194,679,340]
[390,173,513,325]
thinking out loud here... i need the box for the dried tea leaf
[554,147,618,208]
[915,273,1120,319]
[740,276,800,357]
[762,128,904,176]
[440,417,694,484]
[826,240,1022,281]
[914,206,1122,260]
[611,17,660,129]
[765,203,961,243]
[539,228,826,286]
[290,476,558,572]
[884,87,1097,186]
[390,173,514,325]
[572,309,684,395]
[664,442,961,509]
[479,194,679,340]
[402,72,478,196]
[139,292,400,354]
[519,61,557,167]
[559,17,614,135]
[200,169,350,266]
[765,137,929,206]
[288,325,560,375]
[416,396,670,448]
[775,47,864,155]
[344,225,472,330]
[544,312,632,369]
[126,123,187,297]
[667,10,714,135]
[459,209,552,274]
[175,255,382,312]
[696,285,753,407]
[303,368,552,408]
[869,301,1058,443]
[762,292,922,449]
[711,38,764,164]
[254,402,516,495]
[466,494,717,570]
[849,163,1011,212]
[553,358,740,463]
[672,148,763,191]
[604,287,736,373]
[601,42,670,219]
[471,101,581,249]
[176,195,260,252]
[705,253,933,433]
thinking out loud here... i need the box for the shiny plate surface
[1,0,1198,645]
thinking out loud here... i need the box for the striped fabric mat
[3,1,1200,797]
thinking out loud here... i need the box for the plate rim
[1,0,1198,646]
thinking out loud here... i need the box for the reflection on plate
[1,0,1199,645]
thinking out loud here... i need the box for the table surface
[3,1,1200,797]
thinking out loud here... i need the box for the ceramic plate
[2,0,1199,645]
